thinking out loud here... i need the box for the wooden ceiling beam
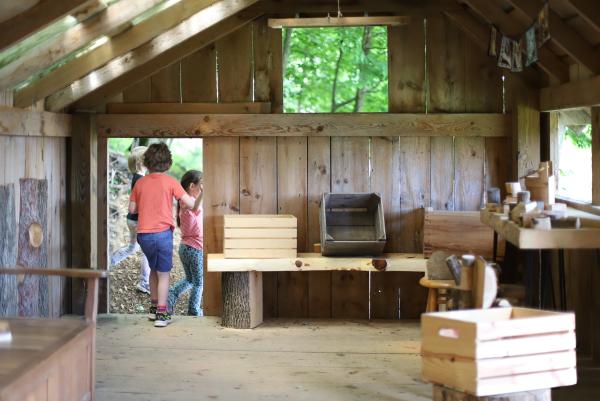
[540,74,600,111]
[255,0,463,15]
[0,0,164,90]
[46,1,261,112]
[0,0,98,52]
[444,10,541,86]
[461,0,569,83]
[96,113,511,138]
[14,0,222,108]
[0,105,72,137]
[506,0,600,74]
[566,0,600,32]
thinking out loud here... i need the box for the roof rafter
[0,0,98,52]
[461,0,569,83]
[0,0,164,90]
[14,0,222,108]
[444,10,541,87]
[506,0,600,74]
[46,0,261,111]
[566,0,600,32]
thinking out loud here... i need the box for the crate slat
[224,238,297,249]
[223,249,297,259]
[224,228,297,239]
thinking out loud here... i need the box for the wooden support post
[70,114,98,315]
[97,136,108,313]
[0,184,18,316]
[433,385,551,401]
[510,82,540,179]
[592,107,600,205]
[221,271,263,329]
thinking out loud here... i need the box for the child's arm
[128,201,138,214]
[180,189,203,213]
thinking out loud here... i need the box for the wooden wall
[117,16,512,319]
[0,134,69,317]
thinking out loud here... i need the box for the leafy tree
[563,124,591,149]
[283,26,388,113]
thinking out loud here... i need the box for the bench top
[207,253,426,273]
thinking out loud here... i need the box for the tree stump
[221,271,263,329]
[433,385,551,401]
[0,184,18,317]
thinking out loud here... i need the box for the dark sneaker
[148,305,157,321]
[154,311,172,327]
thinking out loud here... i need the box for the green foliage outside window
[563,124,591,149]
[283,26,388,113]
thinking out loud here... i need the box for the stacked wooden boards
[223,215,297,259]
[421,307,577,396]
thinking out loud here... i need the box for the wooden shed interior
[0,0,599,400]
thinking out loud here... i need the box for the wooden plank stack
[223,215,297,259]
[422,307,577,396]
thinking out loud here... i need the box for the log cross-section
[221,271,263,329]
[96,113,511,138]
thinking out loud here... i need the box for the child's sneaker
[136,283,151,295]
[154,311,172,327]
[148,305,157,321]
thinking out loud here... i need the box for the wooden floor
[96,316,600,401]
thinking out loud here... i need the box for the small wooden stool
[419,277,454,312]
[433,385,551,401]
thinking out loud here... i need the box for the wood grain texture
[122,78,151,103]
[428,15,465,113]
[307,137,331,318]
[182,45,217,102]
[388,20,425,112]
[485,137,511,201]
[151,63,181,102]
[97,136,109,313]
[464,36,503,113]
[17,178,48,317]
[217,24,253,102]
[330,137,369,319]
[107,102,270,114]
[399,137,430,253]
[540,74,600,111]
[454,137,485,211]
[0,184,18,316]
[97,113,511,138]
[510,81,540,178]
[277,137,308,317]
[253,18,280,105]
[221,271,263,329]
[203,137,239,316]
[431,137,455,211]
[0,106,72,137]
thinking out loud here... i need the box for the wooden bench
[207,252,427,328]
[0,268,106,401]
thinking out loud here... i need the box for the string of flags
[487,2,550,72]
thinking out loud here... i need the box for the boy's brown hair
[143,142,172,173]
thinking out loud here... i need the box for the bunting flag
[536,2,551,47]
[497,36,512,69]
[488,25,498,57]
[524,25,538,67]
[511,39,523,72]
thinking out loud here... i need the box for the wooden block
[223,248,297,259]
[224,238,297,249]
[221,271,263,329]
[433,384,552,400]
[0,184,18,317]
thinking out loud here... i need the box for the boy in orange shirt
[128,143,202,327]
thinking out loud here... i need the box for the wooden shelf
[207,252,426,273]
[480,208,600,249]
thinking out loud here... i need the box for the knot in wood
[28,222,43,248]
[372,259,387,271]
[295,260,303,268]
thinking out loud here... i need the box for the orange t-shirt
[130,173,186,233]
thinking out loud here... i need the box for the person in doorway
[109,146,151,295]
[128,143,202,327]
[168,170,204,316]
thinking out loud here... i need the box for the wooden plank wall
[115,15,511,319]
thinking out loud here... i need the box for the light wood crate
[421,307,577,396]
[223,215,297,259]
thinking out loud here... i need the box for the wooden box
[421,308,577,396]
[223,214,297,259]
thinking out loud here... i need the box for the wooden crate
[421,307,577,396]
[224,215,297,259]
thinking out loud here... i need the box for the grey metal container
[319,193,387,256]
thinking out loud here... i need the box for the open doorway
[107,138,203,315]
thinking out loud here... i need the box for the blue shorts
[137,229,173,273]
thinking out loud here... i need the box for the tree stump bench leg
[221,271,263,329]
[433,385,551,401]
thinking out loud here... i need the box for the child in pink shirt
[168,170,204,316]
